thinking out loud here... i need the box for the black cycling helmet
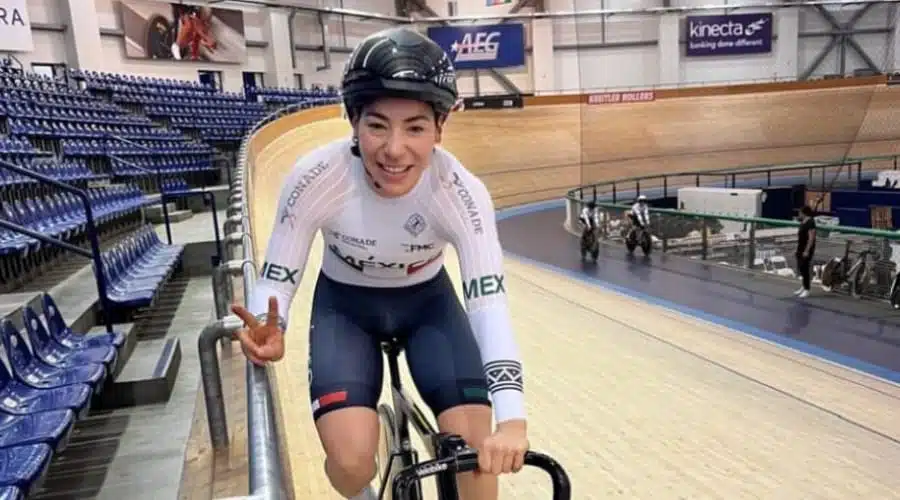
[341,27,459,122]
[586,201,597,209]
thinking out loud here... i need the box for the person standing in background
[794,205,816,298]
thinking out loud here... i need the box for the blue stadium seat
[0,320,106,391]
[0,355,91,418]
[21,307,117,374]
[0,486,22,500]
[0,443,52,495]
[101,225,184,308]
[0,409,74,452]
[41,294,126,350]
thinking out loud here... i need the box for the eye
[408,125,425,134]
[365,121,386,130]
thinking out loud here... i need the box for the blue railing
[0,157,114,334]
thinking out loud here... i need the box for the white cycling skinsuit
[579,206,601,230]
[248,138,526,424]
[630,202,650,229]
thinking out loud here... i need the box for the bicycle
[580,225,600,262]
[889,267,900,309]
[625,225,652,256]
[820,240,875,298]
[373,338,572,500]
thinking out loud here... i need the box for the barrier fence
[565,153,900,303]
[197,102,311,500]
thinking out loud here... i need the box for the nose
[383,129,406,161]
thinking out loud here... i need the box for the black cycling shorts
[628,213,643,228]
[306,267,491,421]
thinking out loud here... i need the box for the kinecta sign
[0,0,32,52]
[685,13,773,57]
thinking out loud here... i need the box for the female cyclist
[232,27,528,500]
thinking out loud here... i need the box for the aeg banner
[0,0,33,52]
[426,24,525,70]
[685,13,773,57]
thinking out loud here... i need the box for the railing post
[700,218,708,260]
[746,222,756,269]
[198,314,244,449]
[105,134,173,244]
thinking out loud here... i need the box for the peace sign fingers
[231,303,260,329]
[265,296,281,329]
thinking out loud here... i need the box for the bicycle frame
[377,341,572,500]
[379,340,468,500]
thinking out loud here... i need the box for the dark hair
[800,205,813,216]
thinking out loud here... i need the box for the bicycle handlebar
[391,450,571,499]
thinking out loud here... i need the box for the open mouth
[378,162,413,178]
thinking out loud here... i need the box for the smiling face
[353,97,444,198]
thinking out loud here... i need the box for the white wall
[553,0,658,91]
[6,0,896,95]
[291,0,396,89]
[13,0,68,68]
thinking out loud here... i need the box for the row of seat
[0,158,104,186]
[1,92,119,114]
[0,76,83,95]
[258,95,341,106]
[71,69,217,93]
[170,117,259,130]
[6,120,181,141]
[1,102,151,127]
[0,291,126,497]
[0,137,45,155]
[98,224,184,308]
[60,138,213,157]
[112,92,264,110]
[246,86,338,99]
[200,128,247,142]
[160,178,190,192]
[0,80,90,100]
[0,185,147,254]
[146,104,264,120]
[110,157,214,176]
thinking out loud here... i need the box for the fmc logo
[450,31,501,63]
[688,15,769,39]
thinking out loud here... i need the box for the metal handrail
[567,153,900,203]
[210,102,315,500]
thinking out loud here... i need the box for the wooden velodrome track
[243,78,900,499]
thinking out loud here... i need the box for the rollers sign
[685,13,773,57]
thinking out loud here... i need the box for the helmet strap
[350,135,361,157]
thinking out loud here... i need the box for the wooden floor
[244,91,900,498]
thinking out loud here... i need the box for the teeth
[381,164,409,174]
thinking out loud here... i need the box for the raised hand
[231,296,285,366]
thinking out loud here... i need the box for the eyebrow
[365,111,430,123]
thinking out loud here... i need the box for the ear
[434,115,447,143]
